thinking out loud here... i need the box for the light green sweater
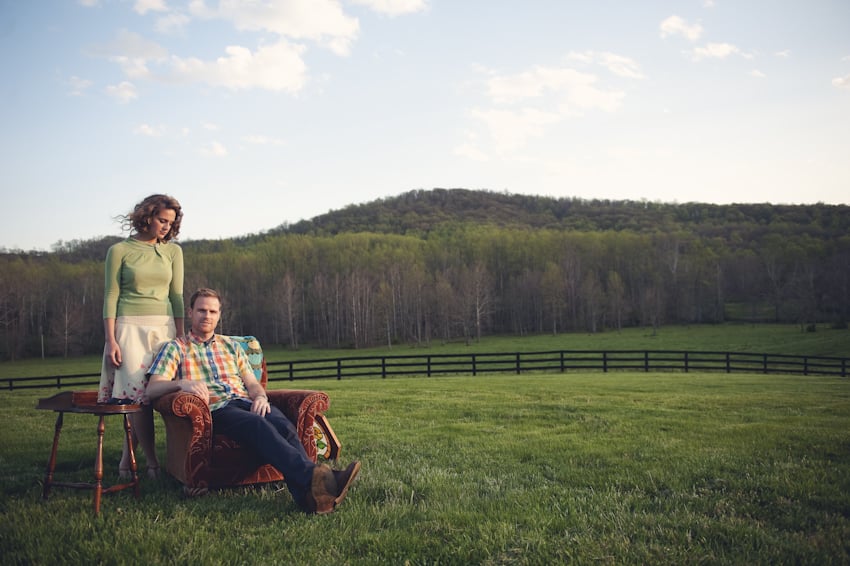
[102,238,184,318]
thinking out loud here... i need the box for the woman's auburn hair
[125,194,183,241]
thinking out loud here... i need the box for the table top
[36,391,142,414]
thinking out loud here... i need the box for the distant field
[1,323,848,380]
[2,372,848,564]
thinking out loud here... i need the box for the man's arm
[147,373,210,404]
[241,371,270,416]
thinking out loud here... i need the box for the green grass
[2,371,849,565]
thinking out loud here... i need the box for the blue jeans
[212,398,315,506]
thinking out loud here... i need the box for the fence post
[427,356,432,377]
[684,351,689,373]
[804,356,808,376]
[337,359,342,381]
[472,354,477,376]
[763,354,768,374]
[603,352,608,373]
[560,351,565,373]
[644,351,649,372]
[516,353,521,375]
[288,361,294,381]
[382,357,387,379]
[725,352,730,373]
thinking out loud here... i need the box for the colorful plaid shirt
[148,332,251,411]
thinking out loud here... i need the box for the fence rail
[4,350,847,391]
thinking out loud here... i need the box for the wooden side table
[36,391,142,515]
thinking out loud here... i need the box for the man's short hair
[190,287,223,309]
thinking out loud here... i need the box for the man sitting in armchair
[146,287,360,514]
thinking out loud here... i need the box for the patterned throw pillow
[228,335,264,386]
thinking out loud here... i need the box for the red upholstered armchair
[152,336,340,494]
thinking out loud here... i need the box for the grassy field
[1,325,849,564]
[2,371,849,565]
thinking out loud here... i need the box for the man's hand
[147,374,211,404]
[179,380,211,403]
[251,395,270,416]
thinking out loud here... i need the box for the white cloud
[78,0,99,6]
[691,42,741,61]
[595,52,645,79]
[114,57,155,80]
[567,51,644,79]
[833,74,850,90]
[167,40,308,92]
[703,0,716,7]
[134,0,168,15]
[134,124,165,136]
[775,49,791,58]
[349,0,428,16]
[67,75,92,96]
[750,69,766,78]
[471,107,562,153]
[453,142,489,162]
[200,141,228,157]
[486,65,625,112]
[90,30,168,80]
[202,121,219,131]
[155,12,191,34]
[243,135,286,145]
[660,16,703,42]
[106,81,138,103]
[189,0,359,56]
[91,2,370,95]
[458,62,629,158]
[91,29,169,60]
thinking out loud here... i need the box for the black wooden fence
[2,350,848,391]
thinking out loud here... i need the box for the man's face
[190,296,221,338]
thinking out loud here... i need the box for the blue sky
[2,0,849,251]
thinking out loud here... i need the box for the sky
[1,0,849,251]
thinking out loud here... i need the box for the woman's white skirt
[98,315,176,403]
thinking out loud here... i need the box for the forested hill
[282,188,849,240]
[8,189,848,261]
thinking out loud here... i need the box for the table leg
[123,414,141,498]
[42,412,64,500]
[93,415,105,515]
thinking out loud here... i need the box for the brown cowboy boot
[304,464,338,515]
[332,461,361,508]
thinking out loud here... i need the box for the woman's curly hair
[122,194,183,242]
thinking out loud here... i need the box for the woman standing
[98,194,185,479]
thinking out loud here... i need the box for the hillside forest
[1,189,848,361]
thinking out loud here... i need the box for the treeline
[1,189,848,360]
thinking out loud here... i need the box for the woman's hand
[106,341,122,368]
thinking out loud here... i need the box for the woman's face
[142,208,177,241]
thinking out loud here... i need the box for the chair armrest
[153,390,212,421]
[266,389,330,462]
[153,391,214,483]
